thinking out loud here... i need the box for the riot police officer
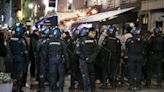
[100,25,121,89]
[68,28,84,90]
[125,25,145,91]
[76,27,99,92]
[8,24,29,92]
[37,28,50,92]
[145,25,164,88]
[46,27,69,92]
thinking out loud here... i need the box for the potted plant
[0,72,13,92]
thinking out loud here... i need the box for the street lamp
[43,0,49,6]
[28,3,34,9]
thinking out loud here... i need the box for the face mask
[88,31,96,38]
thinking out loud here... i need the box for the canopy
[75,7,135,23]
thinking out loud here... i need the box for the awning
[75,7,135,23]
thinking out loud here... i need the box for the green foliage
[0,72,12,84]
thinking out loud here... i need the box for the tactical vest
[103,37,120,54]
[150,36,163,52]
[126,37,144,55]
[9,37,25,55]
[47,39,63,58]
[81,38,97,56]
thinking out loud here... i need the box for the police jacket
[37,37,49,61]
[46,37,69,63]
[148,34,164,55]
[125,36,145,56]
[76,37,99,62]
[8,35,28,57]
[102,35,121,57]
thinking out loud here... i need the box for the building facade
[140,0,164,33]
[87,0,140,11]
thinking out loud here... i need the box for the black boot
[99,83,108,89]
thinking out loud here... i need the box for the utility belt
[12,51,25,56]
[49,54,65,63]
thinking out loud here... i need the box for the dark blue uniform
[125,35,145,90]
[76,36,99,92]
[9,35,28,92]
[46,37,68,92]
[37,36,49,92]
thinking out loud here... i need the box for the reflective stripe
[108,37,116,40]
[11,37,19,41]
[49,42,61,45]
[85,40,94,43]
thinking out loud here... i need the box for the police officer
[125,25,145,91]
[8,24,29,92]
[68,28,83,90]
[46,27,69,92]
[145,25,164,88]
[37,28,50,92]
[76,27,99,92]
[100,25,121,89]
[29,28,40,82]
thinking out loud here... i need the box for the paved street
[22,75,164,92]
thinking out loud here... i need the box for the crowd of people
[0,22,164,92]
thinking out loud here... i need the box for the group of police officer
[6,22,164,92]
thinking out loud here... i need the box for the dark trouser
[30,55,36,78]
[70,55,81,89]
[12,55,25,92]
[79,59,95,92]
[102,56,119,87]
[22,62,29,87]
[48,58,65,92]
[145,53,162,86]
[127,55,143,88]
[38,57,47,91]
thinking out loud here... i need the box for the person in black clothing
[8,24,29,92]
[0,31,7,72]
[100,25,121,89]
[145,25,164,88]
[76,27,99,92]
[29,29,40,82]
[125,25,145,91]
